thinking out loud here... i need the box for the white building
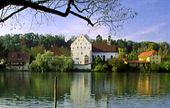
[71,35,118,70]
[92,43,118,61]
[71,35,92,70]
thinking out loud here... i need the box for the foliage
[150,63,160,71]
[96,35,103,43]
[93,64,108,72]
[92,56,108,72]
[0,0,137,32]
[161,61,170,71]
[0,33,170,72]
[118,48,126,59]
[92,57,127,72]
[108,58,126,72]
[29,51,73,72]
[128,50,138,60]
[30,45,45,58]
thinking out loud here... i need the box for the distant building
[71,35,92,70]
[6,52,30,70]
[71,35,118,70]
[138,50,161,64]
[92,43,118,61]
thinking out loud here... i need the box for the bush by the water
[161,61,170,71]
[92,56,126,72]
[108,58,127,72]
[92,56,108,72]
[29,51,73,72]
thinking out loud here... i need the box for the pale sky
[0,0,170,43]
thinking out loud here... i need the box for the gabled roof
[7,52,30,63]
[138,50,157,57]
[92,43,118,52]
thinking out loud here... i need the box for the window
[92,55,95,61]
[103,55,105,61]
[84,55,89,64]
[84,46,86,49]
[81,52,83,55]
[111,55,113,59]
[77,46,79,49]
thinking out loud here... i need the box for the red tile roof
[7,52,30,63]
[92,43,118,52]
[138,50,157,57]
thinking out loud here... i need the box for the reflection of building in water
[138,76,151,95]
[70,73,91,107]
[137,74,161,95]
[91,74,115,99]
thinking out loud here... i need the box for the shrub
[93,64,108,72]
[161,61,170,71]
[29,51,73,72]
[108,58,126,72]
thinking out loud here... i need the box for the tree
[29,51,73,72]
[30,45,45,58]
[96,35,103,43]
[161,61,170,71]
[108,58,126,72]
[128,50,138,60]
[0,0,137,31]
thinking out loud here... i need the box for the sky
[0,0,170,43]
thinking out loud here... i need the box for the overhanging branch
[0,6,27,23]
[70,11,94,26]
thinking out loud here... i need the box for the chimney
[107,35,111,45]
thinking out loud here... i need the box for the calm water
[0,72,170,108]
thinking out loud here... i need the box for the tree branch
[70,11,94,26]
[11,0,73,17]
[0,6,27,23]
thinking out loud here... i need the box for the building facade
[71,35,92,69]
[6,52,30,70]
[71,35,118,70]
[138,50,161,64]
[92,43,118,61]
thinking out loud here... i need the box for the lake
[0,72,170,108]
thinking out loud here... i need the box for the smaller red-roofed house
[138,50,161,64]
[6,52,30,70]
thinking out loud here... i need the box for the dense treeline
[0,33,73,60]
[0,33,170,72]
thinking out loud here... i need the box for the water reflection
[70,73,91,107]
[0,72,170,108]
